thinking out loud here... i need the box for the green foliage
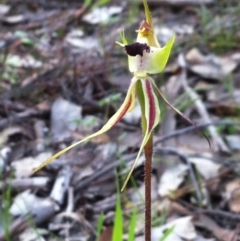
[203,117,240,137]
[194,2,240,53]
[95,186,138,241]
[83,0,111,9]
[197,5,212,29]
[117,151,144,204]
[72,116,99,129]
[112,193,137,241]
[83,0,93,7]
[1,65,18,84]
[152,208,168,227]
[96,212,104,241]
[98,93,122,107]
[0,173,13,241]
[14,31,35,46]
[222,74,234,97]
[159,226,175,241]
[194,169,205,207]
[112,177,123,241]
[0,172,45,240]
[127,207,137,241]
[96,0,111,7]
[225,120,240,134]
[127,0,139,25]
[110,171,137,241]
[176,97,198,113]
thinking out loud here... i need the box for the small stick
[178,64,230,153]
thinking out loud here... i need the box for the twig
[74,153,136,201]
[34,120,46,153]
[0,108,50,130]
[32,167,73,225]
[178,55,230,153]
[155,120,240,146]
[50,165,73,205]
[173,167,232,198]
[0,177,50,191]
[73,120,240,202]
[198,209,240,222]
[0,147,11,173]
[145,0,214,5]
[66,187,74,213]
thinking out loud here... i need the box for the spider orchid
[33,0,205,191]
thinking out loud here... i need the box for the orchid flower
[33,0,204,191]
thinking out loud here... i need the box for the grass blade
[128,207,137,241]
[96,212,104,241]
[112,176,123,241]
[160,226,175,241]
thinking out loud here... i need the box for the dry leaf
[189,157,221,180]
[11,152,52,178]
[152,216,196,241]
[158,164,188,197]
[186,48,237,80]
[195,214,237,241]
[83,6,123,24]
[225,179,240,213]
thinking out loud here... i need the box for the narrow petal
[33,78,138,173]
[150,77,211,147]
[121,78,160,191]
[116,30,128,47]
[120,30,128,45]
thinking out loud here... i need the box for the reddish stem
[144,134,153,241]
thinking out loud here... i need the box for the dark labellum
[125,42,150,57]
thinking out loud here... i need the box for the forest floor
[0,0,240,240]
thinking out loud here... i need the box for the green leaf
[112,179,123,241]
[15,31,35,46]
[117,30,128,45]
[98,93,122,107]
[83,0,93,7]
[96,0,111,6]
[96,212,104,241]
[127,208,137,241]
[160,226,175,241]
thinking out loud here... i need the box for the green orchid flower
[34,0,203,191]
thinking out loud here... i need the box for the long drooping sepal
[33,78,138,173]
[128,35,175,76]
[121,78,160,191]
[150,76,211,147]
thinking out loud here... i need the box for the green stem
[144,134,153,241]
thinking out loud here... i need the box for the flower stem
[144,134,153,241]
